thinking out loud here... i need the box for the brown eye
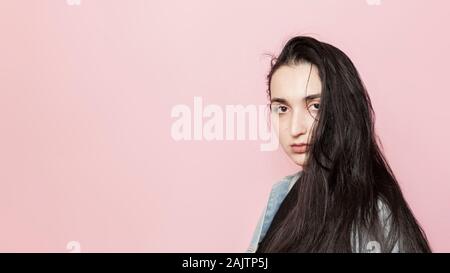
[308,102,320,111]
[271,105,289,114]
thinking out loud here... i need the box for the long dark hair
[256,36,431,253]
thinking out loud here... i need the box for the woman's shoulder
[271,170,303,192]
[245,170,303,253]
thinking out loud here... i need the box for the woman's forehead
[270,63,322,101]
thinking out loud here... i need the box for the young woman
[247,36,431,253]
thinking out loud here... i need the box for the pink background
[1,0,449,252]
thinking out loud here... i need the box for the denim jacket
[246,171,302,253]
[245,171,399,253]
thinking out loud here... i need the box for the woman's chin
[290,152,306,166]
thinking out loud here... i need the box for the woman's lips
[291,144,309,153]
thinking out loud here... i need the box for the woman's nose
[290,109,308,137]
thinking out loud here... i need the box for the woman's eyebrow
[304,94,321,101]
[270,94,321,105]
[270,97,290,105]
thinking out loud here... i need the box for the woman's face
[269,62,322,167]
